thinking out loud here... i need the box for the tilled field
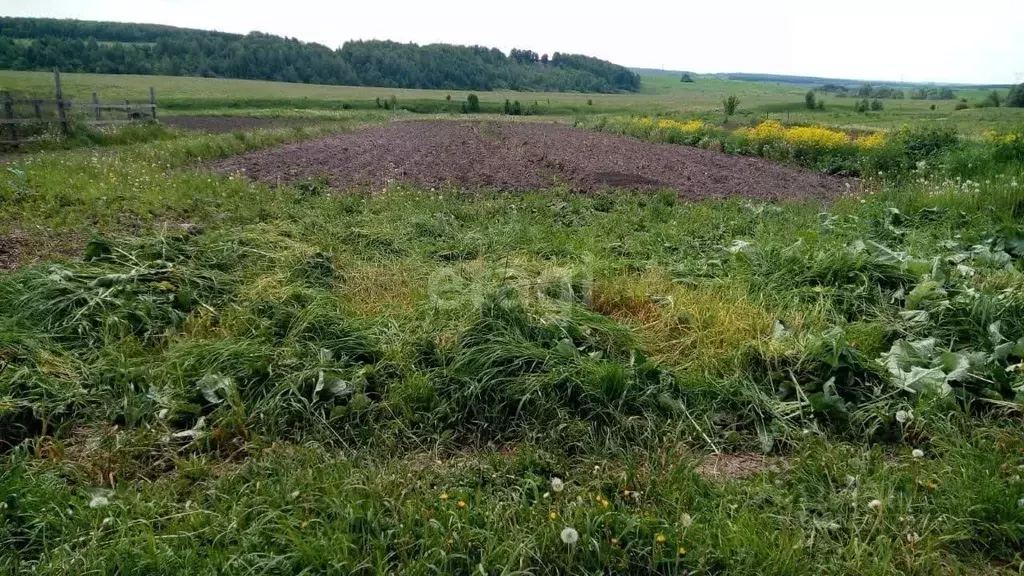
[212,120,851,199]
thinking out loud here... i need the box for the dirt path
[210,120,853,200]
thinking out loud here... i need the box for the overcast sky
[4,0,1023,84]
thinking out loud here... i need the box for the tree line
[0,17,641,93]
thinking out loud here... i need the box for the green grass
[1,113,1024,573]
[3,69,1022,135]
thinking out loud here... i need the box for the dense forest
[0,17,641,93]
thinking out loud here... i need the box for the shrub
[466,93,480,113]
[1008,83,1024,108]
[984,90,1002,108]
[954,102,969,111]
[805,90,817,110]
[870,99,884,111]
[722,95,740,120]
[587,99,593,106]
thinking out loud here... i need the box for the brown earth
[210,120,853,199]
[161,116,312,134]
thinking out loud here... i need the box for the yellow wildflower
[655,534,667,545]
[855,131,887,150]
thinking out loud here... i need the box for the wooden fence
[1,69,157,146]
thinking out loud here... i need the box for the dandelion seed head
[868,499,882,510]
[560,527,579,545]
[912,449,924,458]
[550,477,565,492]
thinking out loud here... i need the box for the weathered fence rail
[1,69,157,146]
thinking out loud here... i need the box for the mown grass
[1,118,1024,574]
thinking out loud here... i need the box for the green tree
[805,90,817,110]
[1008,83,1024,108]
[984,90,1002,107]
[466,94,480,113]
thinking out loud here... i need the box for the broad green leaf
[906,281,945,310]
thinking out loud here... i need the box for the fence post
[149,87,157,121]
[54,68,69,136]
[1,91,15,144]
[34,101,42,120]
[92,92,100,122]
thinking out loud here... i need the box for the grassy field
[3,69,1022,134]
[1,69,1024,574]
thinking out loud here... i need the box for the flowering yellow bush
[982,130,1022,145]
[656,119,706,133]
[783,126,849,150]
[854,132,887,150]
[742,120,786,142]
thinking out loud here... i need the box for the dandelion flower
[560,527,579,545]
[88,495,109,509]
[678,546,687,555]
[439,493,449,501]
[868,499,882,510]
[456,500,466,509]
[911,449,924,458]
[610,537,620,546]
[600,498,610,508]
[550,477,565,493]
[655,534,667,545]
[926,481,937,490]
[681,513,693,528]
[549,511,558,520]
[895,409,913,424]
[906,532,921,544]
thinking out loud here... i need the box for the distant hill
[0,17,641,93]
[712,72,1011,89]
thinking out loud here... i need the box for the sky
[3,0,1023,85]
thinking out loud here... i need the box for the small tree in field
[466,93,480,113]
[1008,83,1024,108]
[805,90,817,110]
[722,95,740,122]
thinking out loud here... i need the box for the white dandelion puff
[912,449,924,458]
[560,527,579,545]
[550,477,565,493]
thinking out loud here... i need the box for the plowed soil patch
[211,120,852,200]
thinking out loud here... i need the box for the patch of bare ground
[696,452,776,480]
[0,227,88,270]
[211,120,853,200]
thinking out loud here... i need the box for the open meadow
[2,69,1024,575]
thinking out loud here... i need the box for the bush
[870,99,884,111]
[680,73,694,82]
[1008,83,1024,108]
[722,95,740,120]
[465,94,480,113]
[984,90,1002,108]
[955,102,969,111]
[805,91,817,110]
